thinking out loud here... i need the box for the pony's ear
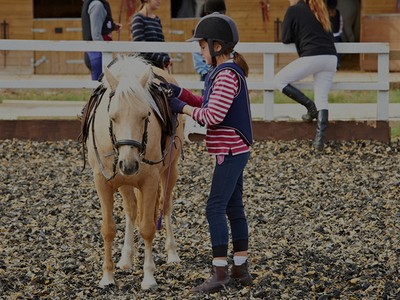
[139,64,153,89]
[103,66,119,91]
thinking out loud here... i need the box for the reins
[156,115,184,231]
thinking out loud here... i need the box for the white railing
[0,40,390,121]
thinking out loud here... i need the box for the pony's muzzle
[118,159,140,175]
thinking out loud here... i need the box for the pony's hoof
[99,274,115,288]
[116,260,132,270]
[141,280,158,290]
[167,250,181,264]
[167,256,181,264]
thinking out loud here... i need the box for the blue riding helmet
[187,13,239,59]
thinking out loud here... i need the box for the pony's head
[103,55,154,176]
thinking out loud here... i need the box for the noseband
[107,89,152,166]
[111,112,150,158]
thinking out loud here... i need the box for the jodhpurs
[206,151,250,258]
[85,51,103,81]
[274,55,337,110]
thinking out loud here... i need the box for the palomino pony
[79,55,183,289]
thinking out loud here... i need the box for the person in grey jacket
[81,0,121,80]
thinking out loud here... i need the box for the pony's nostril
[119,159,139,175]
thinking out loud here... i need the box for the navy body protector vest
[203,62,253,146]
[82,0,116,41]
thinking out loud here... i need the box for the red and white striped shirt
[184,67,250,156]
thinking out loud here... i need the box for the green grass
[1,88,400,105]
[1,88,399,140]
[1,88,400,104]
[391,122,400,141]
[0,89,92,102]
[250,89,400,104]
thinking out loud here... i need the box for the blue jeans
[86,51,102,81]
[206,151,250,258]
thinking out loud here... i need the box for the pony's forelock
[104,55,154,107]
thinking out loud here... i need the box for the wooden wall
[155,0,298,74]
[360,0,399,71]
[361,0,398,15]
[0,0,33,74]
[0,0,399,75]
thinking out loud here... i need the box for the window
[34,0,82,18]
[171,0,205,18]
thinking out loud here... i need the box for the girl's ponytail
[233,51,249,77]
[308,0,332,32]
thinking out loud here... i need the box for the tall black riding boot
[282,84,318,122]
[314,109,329,151]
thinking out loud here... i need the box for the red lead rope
[118,0,137,41]
[260,0,270,32]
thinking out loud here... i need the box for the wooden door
[0,0,33,74]
[33,19,88,75]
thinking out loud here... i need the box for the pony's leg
[116,185,137,270]
[161,164,181,264]
[138,183,158,290]
[94,175,117,287]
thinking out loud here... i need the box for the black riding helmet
[187,13,239,63]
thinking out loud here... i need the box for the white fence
[0,40,390,121]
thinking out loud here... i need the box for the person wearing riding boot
[130,0,172,71]
[274,0,337,151]
[167,13,253,293]
[81,0,122,80]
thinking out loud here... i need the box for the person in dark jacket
[81,0,121,80]
[274,0,337,151]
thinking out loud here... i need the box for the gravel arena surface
[0,139,399,299]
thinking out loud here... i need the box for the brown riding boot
[231,261,253,286]
[190,265,231,293]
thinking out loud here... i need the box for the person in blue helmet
[167,13,253,293]
[191,0,227,82]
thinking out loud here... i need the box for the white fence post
[263,53,275,121]
[377,52,390,121]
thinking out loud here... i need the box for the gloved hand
[168,97,187,114]
[169,83,182,98]
[160,82,182,98]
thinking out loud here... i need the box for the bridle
[109,96,150,161]
[91,88,174,181]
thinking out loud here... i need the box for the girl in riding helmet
[168,13,253,293]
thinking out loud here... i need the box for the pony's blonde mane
[103,55,154,109]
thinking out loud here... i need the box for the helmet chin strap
[207,39,223,66]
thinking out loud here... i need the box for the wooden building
[0,0,399,75]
